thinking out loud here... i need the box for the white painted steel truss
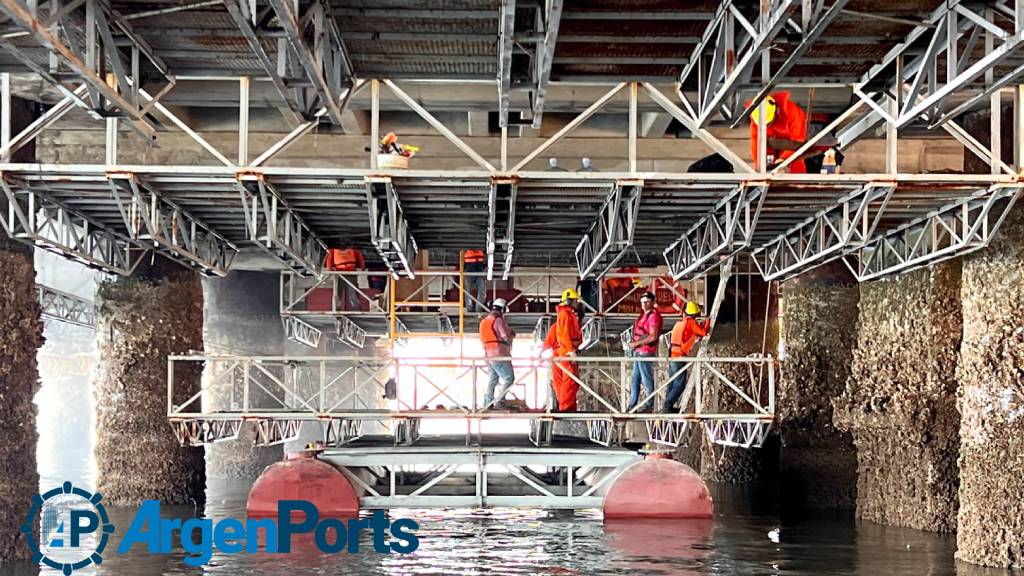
[702,418,772,449]
[574,179,643,279]
[847,183,1023,281]
[366,176,418,279]
[663,183,766,280]
[36,284,94,328]
[236,176,327,277]
[0,178,142,274]
[486,178,517,281]
[753,183,896,281]
[171,418,242,446]
[283,315,322,349]
[107,173,237,275]
[335,316,367,349]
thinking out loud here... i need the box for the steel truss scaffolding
[283,316,322,349]
[574,179,643,279]
[107,173,237,275]
[37,284,94,328]
[0,0,1020,287]
[847,183,1023,281]
[166,353,775,449]
[236,176,326,277]
[0,179,142,274]
[664,183,766,280]
[486,178,517,281]
[753,183,896,281]
[366,176,418,279]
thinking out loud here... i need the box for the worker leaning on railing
[662,301,711,413]
[625,292,663,413]
[540,289,583,412]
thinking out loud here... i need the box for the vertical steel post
[886,60,900,174]
[105,117,117,165]
[370,78,379,169]
[501,125,508,171]
[0,73,9,150]
[239,76,250,166]
[628,81,637,173]
[1015,85,1024,171]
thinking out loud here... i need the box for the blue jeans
[465,261,486,312]
[627,353,655,412]
[484,360,515,407]
[664,360,690,412]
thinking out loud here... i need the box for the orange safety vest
[670,316,710,358]
[464,249,485,263]
[544,304,582,355]
[325,248,364,271]
[479,314,501,352]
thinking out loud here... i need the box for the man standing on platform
[543,289,583,412]
[480,298,516,409]
[626,292,663,413]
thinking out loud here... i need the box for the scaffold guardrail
[167,353,775,449]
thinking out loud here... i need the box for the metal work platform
[319,433,641,509]
[167,353,775,450]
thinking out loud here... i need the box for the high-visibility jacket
[748,91,807,173]
[543,304,582,355]
[632,309,663,356]
[464,249,485,263]
[325,248,365,271]
[479,312,512,356]
[670,316,711,358]
[604,266,639,291]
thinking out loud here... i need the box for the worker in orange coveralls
[325,244,366,311]
[543,288,583,412]
[748,91,807,173]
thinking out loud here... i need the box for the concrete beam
[467,110,489,137]
[341,109,370,135]
[640,112,672,138]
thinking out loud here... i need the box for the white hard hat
[491,298,508,310]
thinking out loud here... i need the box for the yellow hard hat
[750,95,777,125]
[685,301,701,315]
[562,288,580,302]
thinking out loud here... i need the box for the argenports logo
[22,481,115,575]
[25,481,420,574]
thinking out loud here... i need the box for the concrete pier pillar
[203,271,284,479]
[956,209,1024,567]
[953,106,1024,567]
[0,96,45,560]
[94,257,205,505]
[777,265,858,510]
[0,236,44,560]
[834,263,962,532]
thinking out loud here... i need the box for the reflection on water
[10,471,1015,576]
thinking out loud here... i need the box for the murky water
[10,466,1014,576]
